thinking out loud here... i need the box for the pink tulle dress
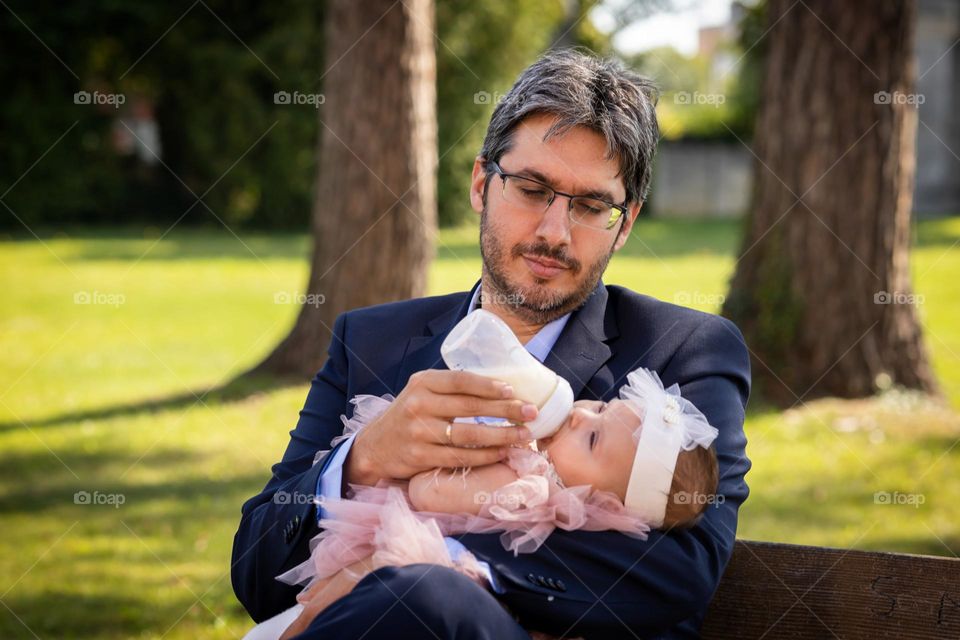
[276,394,651,591]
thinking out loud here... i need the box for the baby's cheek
[553,453,593,488]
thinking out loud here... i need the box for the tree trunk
[722,0,938,405]
[251,0,437,378]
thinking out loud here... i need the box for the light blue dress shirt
[315,285,572,591]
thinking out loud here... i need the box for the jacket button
[546,578,558,590]
[555,579,566,592]
[527,573,538,584]
[537,575,547,586]
[284,516,301,544]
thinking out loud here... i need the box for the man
[233,50,750,639]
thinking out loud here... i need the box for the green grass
[1,217,958,638]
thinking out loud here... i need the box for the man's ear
[612,201,642,252]
[469,157,488,215]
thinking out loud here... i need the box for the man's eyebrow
[516,166,617,203]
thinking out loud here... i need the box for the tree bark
[251,0,437,378]
[722,0,938,405]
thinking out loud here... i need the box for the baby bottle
[440,309,573,439]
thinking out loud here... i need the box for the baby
[246,367,720,640]
[408,381,718,531]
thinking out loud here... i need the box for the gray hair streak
[479,48,660,204]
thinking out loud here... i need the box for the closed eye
[589,430,597,450]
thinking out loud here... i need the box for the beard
[479,203,617,325]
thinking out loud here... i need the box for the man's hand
[344,370,538,485]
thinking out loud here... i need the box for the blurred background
[1,0,957,637]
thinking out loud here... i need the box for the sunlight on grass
[0,216,957,638]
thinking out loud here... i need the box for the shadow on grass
[0,590,202,639]
[0,465,268,638]
[0,373,309,433]
[0,465,272,516]
[5,370,789,434]
[0,225,310,262]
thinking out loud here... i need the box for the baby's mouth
[537,431,557,449]
[538,417,572,449]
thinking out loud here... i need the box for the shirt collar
[467,284,572,363]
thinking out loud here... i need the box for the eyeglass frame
[485,160,629,231]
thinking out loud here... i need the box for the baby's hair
[662,445,719,528]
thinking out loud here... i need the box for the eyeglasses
[487,161,628,230]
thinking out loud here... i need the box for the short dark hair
[479,48,660,204]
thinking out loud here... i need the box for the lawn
[1,217,958,638]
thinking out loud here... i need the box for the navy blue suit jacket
[232,280,751,638]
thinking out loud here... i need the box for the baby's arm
[408,463,519,515]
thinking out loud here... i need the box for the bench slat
[701,540,960,639]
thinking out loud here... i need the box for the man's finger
[420,369,515,399]
[433,395,538,423]
[431,444,512,470]
[444,421,533,448]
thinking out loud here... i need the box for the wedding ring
[445,422,454,445]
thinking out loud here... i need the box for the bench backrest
[701,540,960,639]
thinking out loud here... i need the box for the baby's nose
[568,406,595,430]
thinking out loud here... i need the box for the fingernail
[521,404,538,421]
[517,427,533,440]
[500,448,510,459]
[500,384,514,398]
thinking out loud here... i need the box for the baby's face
[538,398,641,500]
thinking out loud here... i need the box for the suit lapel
[543,281,618,399]
[392,282,478,392]
[393,279,619,399]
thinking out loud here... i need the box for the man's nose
[535,196,572,246]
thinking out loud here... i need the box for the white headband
[619,368,718,526]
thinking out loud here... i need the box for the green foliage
[1,2,324,230]
[4,1,611,229]
[724,0,766,138]
[434,0,567,226]
[626,0,766,141]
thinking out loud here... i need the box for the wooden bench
[701,540,960,639]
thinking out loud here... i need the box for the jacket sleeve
[455,315,751,638]
[231,313,352,623]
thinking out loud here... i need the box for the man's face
[470,113,641,324]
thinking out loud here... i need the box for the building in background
[651,0,960,218]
